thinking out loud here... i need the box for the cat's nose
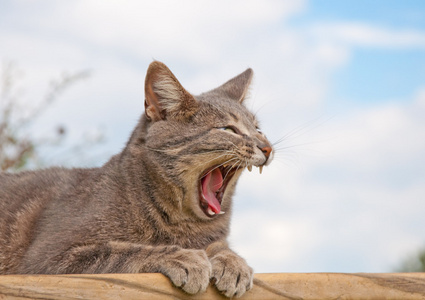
[260,146,272,159]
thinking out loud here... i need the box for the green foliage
[396,248,425,272]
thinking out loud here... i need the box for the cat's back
[0,168,72,209]
[0,166,107,223]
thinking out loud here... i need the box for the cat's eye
[219,127,237,134]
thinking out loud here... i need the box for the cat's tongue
[201,168,223,214]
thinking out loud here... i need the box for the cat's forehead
[195,95,257,126]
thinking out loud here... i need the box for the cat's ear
[144,61,198,121]
[214,68,253,103]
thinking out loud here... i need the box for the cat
[0,61,273,298]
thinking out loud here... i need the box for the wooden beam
[0,273,424,299]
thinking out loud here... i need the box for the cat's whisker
[202,157,239,180]
[213,159,243,190]
[236,160,245,174]
[196,152,237,169]
[272,116,330,147]
[273,140,324,153]
[272,118,324,146]
[222,160,241,182]
[197,150,233,162]
[203,153,232,163]
[241,159,251,172]
[197,148,239,166]
[194,156,238,179]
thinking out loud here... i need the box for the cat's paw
[210,251,253,298]
[159,248,212,295]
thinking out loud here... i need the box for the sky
[1,0,425,273]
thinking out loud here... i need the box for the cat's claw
[209,251,253,298]
[259,165,263,174]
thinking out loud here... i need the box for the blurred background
[1,0,424,273]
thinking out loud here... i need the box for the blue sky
[304,0,425,28]
[1,0,425,273]
[293,1,425,106]
[333,50,425,103]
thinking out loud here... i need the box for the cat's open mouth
[199,165,238,217]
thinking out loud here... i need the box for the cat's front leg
[206,240,253,298]
[154,245,212,294]
[24,241,212,295]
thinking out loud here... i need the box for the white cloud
[230,210,322,272]
[312,22,425,48]
[2,0,305,65]
[313,97,425,179]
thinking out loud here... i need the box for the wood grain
[0,273,424,299]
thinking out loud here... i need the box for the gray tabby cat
[0,61,273,298]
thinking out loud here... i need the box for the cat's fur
[0,61,273,298]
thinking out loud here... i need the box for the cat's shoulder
[0,167,96,191]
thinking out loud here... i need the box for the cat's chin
[198,164,239,218]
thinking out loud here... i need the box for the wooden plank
[0,273,424,300]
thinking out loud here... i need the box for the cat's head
[131,61,273,220]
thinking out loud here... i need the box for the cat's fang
[207,207,216,216]
[218,211,225,215]
[247,165,252,172]
[259,165,263,174]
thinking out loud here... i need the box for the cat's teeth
[247,165,252,172]
[259,165,263,174]
[207,208,225,216]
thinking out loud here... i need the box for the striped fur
[0,61,273,298]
